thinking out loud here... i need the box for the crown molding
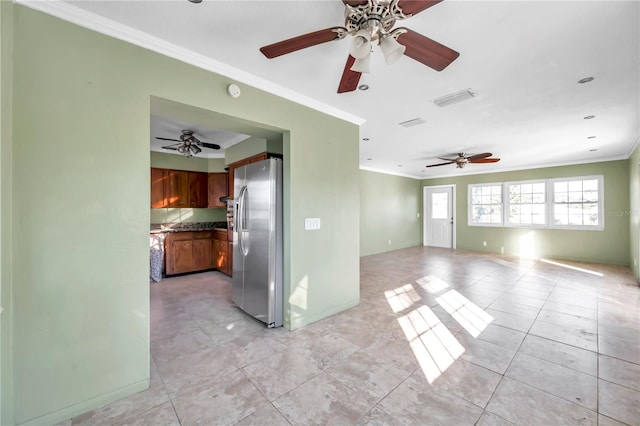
[15,0,366,126]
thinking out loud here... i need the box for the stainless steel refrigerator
[232,158,283,328]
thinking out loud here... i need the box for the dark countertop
[150,221,227,234]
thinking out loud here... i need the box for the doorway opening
[423,185,456,249]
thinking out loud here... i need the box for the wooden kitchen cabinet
[213,230,231,276]
[188,172,208,208]
[151,168,167,208]
[165,231,214,276]
[208,172,228,208]
[166,170,189,208]
[226,152,274,199]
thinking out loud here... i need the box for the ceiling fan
[156,129,221,157]
[259,0,459,93]
[426,153,501,169]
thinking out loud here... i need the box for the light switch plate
[304,217,321,230]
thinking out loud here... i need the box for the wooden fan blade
[260,27,345,59]
[397,0,443,16]
[156,137,180,142]
[396,28,459,71]
[470,158,500,164]
[342,0,368,6]
[466,152,493,161]
[200,142,221,150]
[162,146,179,151]
[426,161,455,168]
[337,55,362,94]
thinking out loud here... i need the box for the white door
[424,186,454,248]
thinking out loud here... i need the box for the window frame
[547,175,604,231]
[467,182,504,227]
[504,179,548,228]
[467,175,604,231]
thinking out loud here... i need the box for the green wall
[629,144,640,279]
[149,152,225,224]
[0,1,14,424]
[422,160,630,265]
[360,170,422,256]
[4,5,359,425]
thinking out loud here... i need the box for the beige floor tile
[273,373,373,425]
[487,299,541,319]
[457,332,517,374]
[118,401,179,426]
[172,369,269,425]
[355,406,401,425]
[598,379,640,426]
[529,321,598,351]
[233,403,290,426]
[536,309,598,333]
[598,354,640,391]
[518,334,597,376]
[505,352,598,410]
[484,308,535,333]
[291,333,361,370]
[474,324,526,351]
[476,411,516,425]
[598,334,640,364]
[486,377,597,425]
[241,346,321,401]
[378,373,483,425]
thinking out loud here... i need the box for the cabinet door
[193,238,213,270]
[166,170,189,208]
[188,172,208,208]
[150,168,167,208]
[213,238,227,271]
[208,172,228,208]
[226,241,233,276]
[170,239,194,275]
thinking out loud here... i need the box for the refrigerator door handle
[237,185,249,257]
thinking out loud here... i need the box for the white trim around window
[468,175,604,231]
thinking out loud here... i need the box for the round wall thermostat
[227,84,241,98]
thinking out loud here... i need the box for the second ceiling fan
[259,0,459,93]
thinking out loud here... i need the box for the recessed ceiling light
[589,149,598,152]
[587,136,597,139]
[578,77,594,84]
[362,137,370,141]
[366,158,372,161]
[358,84,369,91]
[584,115,595,119]
[398,118,426,128]
[397,165,403,167]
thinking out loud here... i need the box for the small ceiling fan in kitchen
[426,153,500,169]
[258,0,460,93]
[156,129,220,157]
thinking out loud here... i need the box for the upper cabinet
[151,167,228,209]
[208,173,228,208]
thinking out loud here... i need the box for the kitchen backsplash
[150,207,226,225]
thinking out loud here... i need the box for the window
[469,184,503,226]
[551,177,603,230]
[507,181,546,226]
[468,175,603,230]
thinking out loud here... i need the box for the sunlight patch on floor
[435,290,493,338]
[415,275,450,294]
[540,258,604,277]
[397,305,465,383]
[385,283,422,313]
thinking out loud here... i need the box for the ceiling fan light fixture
[350,29,372,59]
[351,54,371,73]
[379,35,405,65]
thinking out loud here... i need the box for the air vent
[398,118,426,128]
[433,89,477,107]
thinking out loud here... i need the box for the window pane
[583,179,598,191]
[431,193,448,219]
[568,181,582,192]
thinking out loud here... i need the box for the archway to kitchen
[147,95,290,360]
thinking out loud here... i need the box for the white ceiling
[22,0,640,178]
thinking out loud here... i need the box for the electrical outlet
[304,218,321,230]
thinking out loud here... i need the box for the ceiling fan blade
[437,157,457,162]
[260,27,346,59]
[396,0,443,16]
[199,142,221,150]
[162,146,179,151]
[466,152,493,161]
[426,161,455,168]
[337,55,362,94]
[342,0,368,5]
[470,158,500,163]
[396,28,459,71]
[156,137,181,142]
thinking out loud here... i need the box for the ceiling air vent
[398,118,426,128]
[433,89,477,107]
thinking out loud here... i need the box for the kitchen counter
[150,221,227,234]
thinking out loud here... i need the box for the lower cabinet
[165,231,213,276]
[213,230,232,276]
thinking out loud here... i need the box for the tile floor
[67,247,639,425]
